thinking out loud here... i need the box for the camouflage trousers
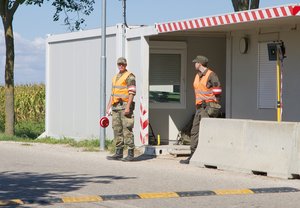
[190,107,209,153]
[112,109,135,150]
[190,103,221,152]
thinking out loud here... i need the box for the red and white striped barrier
[139,97,149,145]
[155,4,300,33]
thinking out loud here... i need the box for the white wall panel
[126,37,143,146]
[46,30,116,140]
[229,28,300,121]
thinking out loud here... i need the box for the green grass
[15,121,45,139]
[0,121,114,152]
[0,120,44,141]
[0,85,116,152]
[0,134,114,152]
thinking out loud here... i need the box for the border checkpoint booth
[45,4,300,177]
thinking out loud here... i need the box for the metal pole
[121,0,127,56]
[276,45,281,122]
[100,0,107,150]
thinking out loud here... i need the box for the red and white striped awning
[155,4,300,33]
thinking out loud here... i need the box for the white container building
[45,4,300,146]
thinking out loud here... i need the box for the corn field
[0,84,45,125]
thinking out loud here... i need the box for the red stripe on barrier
[238,13,243,22]
[184,21,189,29]
[218,16,224,25]
[173,23,178,31]
[195,20,200,28]
[266,9,272,18]
[251,11,258,20]
[140,104,143,113]
[206,18,212,26]
[163,24,168,32]
[142,120,148,130]
[179,22,183,30]
[212,17,217,25]
[156,24,162,33]
[258,10,264,19]
[292,6,300,15]
[245,12,250,21]
[168,23,172,32]
[231,14,237,23]
[273,8,280,17]
[281,7,287,16]
[139,98,149,145]
[200,18,205,27]
[188,20,193,29]
[225,15,230,24]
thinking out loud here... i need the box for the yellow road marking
[139,192,179,199]
[214,189,254,195]
[1,187,297,206]
[61,195,103,203]
[12,199,24,204]
[0,199,24,205]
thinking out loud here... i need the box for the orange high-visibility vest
[111,71,131,104]
[193,69,217,105]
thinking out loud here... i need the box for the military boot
[122,149,134,162]
[106,148,123,160]
[179,151,194,164]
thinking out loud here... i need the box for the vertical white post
[45,35,51,137]
[116,23,126,58]
[100,0,107,150]
[225,33,233,118]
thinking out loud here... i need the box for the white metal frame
[257,41,277,109]
[149,41,187,109]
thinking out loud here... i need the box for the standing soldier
[106,57,136,162]
[180,55,222,164]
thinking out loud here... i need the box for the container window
[149,41,187,109]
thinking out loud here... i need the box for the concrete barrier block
[242,120,298,179]
[190,118,250,173]
[190,118,300,179]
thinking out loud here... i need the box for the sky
[0,0,298,84]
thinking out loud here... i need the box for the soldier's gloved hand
[106,108,112,116]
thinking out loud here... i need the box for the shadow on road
[131,154,156,162]
[0,171,136,202]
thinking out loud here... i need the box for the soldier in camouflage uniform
[180,55,222,164]
[106,57,136,162]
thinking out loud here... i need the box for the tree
[231,0,260,11]
[0,0,95,136]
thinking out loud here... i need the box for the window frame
[149,41,187,109]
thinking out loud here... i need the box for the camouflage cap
[117,57,127,65]
[192,55,208,65]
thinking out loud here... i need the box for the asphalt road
[1,141,300,208]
